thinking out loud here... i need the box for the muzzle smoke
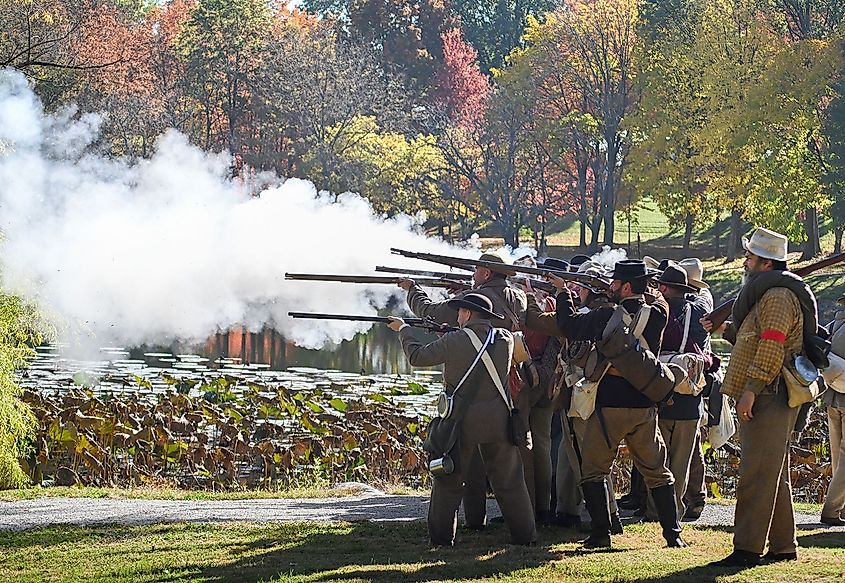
[0,70,479,351]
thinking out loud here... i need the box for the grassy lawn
[0,484,392,502]
[1,520,843,582]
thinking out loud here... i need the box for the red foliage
[432,28,490,128]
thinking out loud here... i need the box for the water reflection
[142,325,444,375]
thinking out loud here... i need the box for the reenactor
[388,293,536,546]
[397,252,528,530]
[708,228,818,566]
[548,260,686,549]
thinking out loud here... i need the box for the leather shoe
[552,512,581,528]
[581,533,611,549]
[763,551,797,562]
[682,503,705,522]
[710,550,761,567]
[821,516,845,526]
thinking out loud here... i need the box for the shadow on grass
[797,530,845,548]
[198,521,575,582]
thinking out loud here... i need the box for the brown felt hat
[478,252,517,276]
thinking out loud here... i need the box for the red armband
[760,329,787,344]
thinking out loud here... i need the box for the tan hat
[513,254,537,268]
[478,252,517,276]
[642,255,661,270]
[743,227,788,262]
[577,260,607,276]
[678,258,709,290]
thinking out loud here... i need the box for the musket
[288,312,458,333]
[374,266,473,280]
[390,248,611,293]
[705,252,845,329]
[285,273,471,290]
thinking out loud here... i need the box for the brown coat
[399,318,512,443]
[407,278,527,332]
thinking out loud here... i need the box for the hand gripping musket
[284,273,471,291]
[288,312,458,333]
[389,248,611,293]
[705,251,845,329]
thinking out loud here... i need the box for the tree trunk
[502,221,519,249]
[683,213,694,252]
[801,206,822,260]
[727,208,741,262]
[836,227,843,254]
[589,215,603,254]
[539,216,547,255]
[579,172,588,248]
[602,184,615,246]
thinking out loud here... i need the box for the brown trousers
[556,414,618,515]
[822,406,845,519]
[430,434,536,546]
[733,385,799,555]
[579,407,673,489]
[645,418,698,518]
[519,405,554,514]
[683,428,707,508]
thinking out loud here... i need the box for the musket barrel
[287,312,458,332]
[284,273,469,289]
[390,249,611,292]
[704,251,845,328]
[375,266,473,279]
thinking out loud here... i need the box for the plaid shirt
[721,287,804,399]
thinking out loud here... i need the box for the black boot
[651,484,687,548]
[610,511,624,535]
[582,481,612,549]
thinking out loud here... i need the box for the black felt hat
[570,254,591,267]
[608,260,659,282]
[655,263,697,293]
[447,293,503,320]
[540,258,570,273]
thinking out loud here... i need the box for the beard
[609,288,623,304]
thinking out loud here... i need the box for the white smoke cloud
[590,245,628,271]
[0,70,475,350]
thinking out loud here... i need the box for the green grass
[546,199,671,248]
[0,521,842,582]
[0,484,381,502]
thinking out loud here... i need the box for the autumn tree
[626,0,716,252]
[0,0,137,106]
[513,0,638,250]
[301,0,457,97]
[822,40,845,253]
[250,20,408,184]
[769,0,845,258]
[177,0,271,153]
[452,0,558,72]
